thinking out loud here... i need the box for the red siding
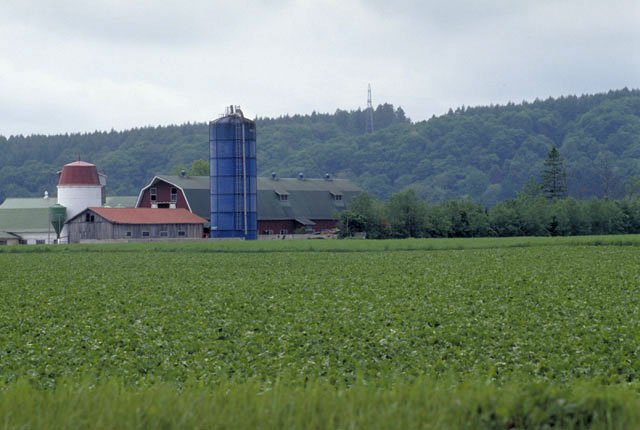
[309,219,338,231]
[138,181,190,211]
[259,220,297,234]
[258,219,338,234]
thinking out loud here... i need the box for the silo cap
[58,160,100,186]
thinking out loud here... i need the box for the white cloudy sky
[1,0,639,136]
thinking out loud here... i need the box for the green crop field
[1,237,640,428]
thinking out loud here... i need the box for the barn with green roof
[0,195,57,244]
[136,174,363,235]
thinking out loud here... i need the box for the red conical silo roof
[57,160,100,186]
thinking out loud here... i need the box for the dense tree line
[338,191,640,239]
[1,89,640,206]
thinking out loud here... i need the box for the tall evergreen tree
[541,146,568,199]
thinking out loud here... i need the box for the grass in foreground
[1,378,639,429]
[2,234,640,254]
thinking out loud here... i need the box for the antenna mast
[365,83,374,134]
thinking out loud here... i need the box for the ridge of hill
[1,89,639,204]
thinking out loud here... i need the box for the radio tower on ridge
[365,83,374,134]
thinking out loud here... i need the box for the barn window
[85,213,91,222]
[36,240,45,245]
[125,231,132,237]
[177,231,186,237]
[264,229,273,235]
[280,229,288,235]
[90,215,95,222]
[150,187,157,201]
[142,231,150,237]
[159,231,169,237]
[170,187,178,202]
[279,194,288,201]
[333,194,343,201]
[0,240,6,246]
[19,240,27,245]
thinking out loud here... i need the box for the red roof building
[87,207,206,224]
[65,207,206,243]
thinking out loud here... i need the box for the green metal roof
[257,178,361,220]
[257,177,362,194]
[1,196,139,210]
[147,175,362,221]
[0,197,57,209]
[105,196,138,208]
[0,231,20,240]
[156,175,210,190]
[0,208,52,232]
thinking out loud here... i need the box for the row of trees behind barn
[339,191,640,238]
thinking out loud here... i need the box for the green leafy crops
[1,240,640,386]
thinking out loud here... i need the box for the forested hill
[2,89,640,204]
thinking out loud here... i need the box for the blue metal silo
[209,106,257,240]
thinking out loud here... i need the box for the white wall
[13,231,56,244]
[57,186,102,219]
[57,185,102,242]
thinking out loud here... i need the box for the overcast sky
[1,0,639,137]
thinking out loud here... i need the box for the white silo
[56,160,103,242]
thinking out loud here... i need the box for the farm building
[0,159,140,244]
[136,174,363,235]
[56,161,108,206]
[66,207,206,243]
[0,194,138,245]
[0,231,20,246]
[137,175,209,216]
[256,175,361,234]
[56,160,105,241]
[0,194,57,244]
[209,108,258,239]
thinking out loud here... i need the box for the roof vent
[225,105,243,115]
[298,172,304,180]
[324,173,331,181]
[180,169,186,177]
[271,172,277,180]
[43,190,49,199]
